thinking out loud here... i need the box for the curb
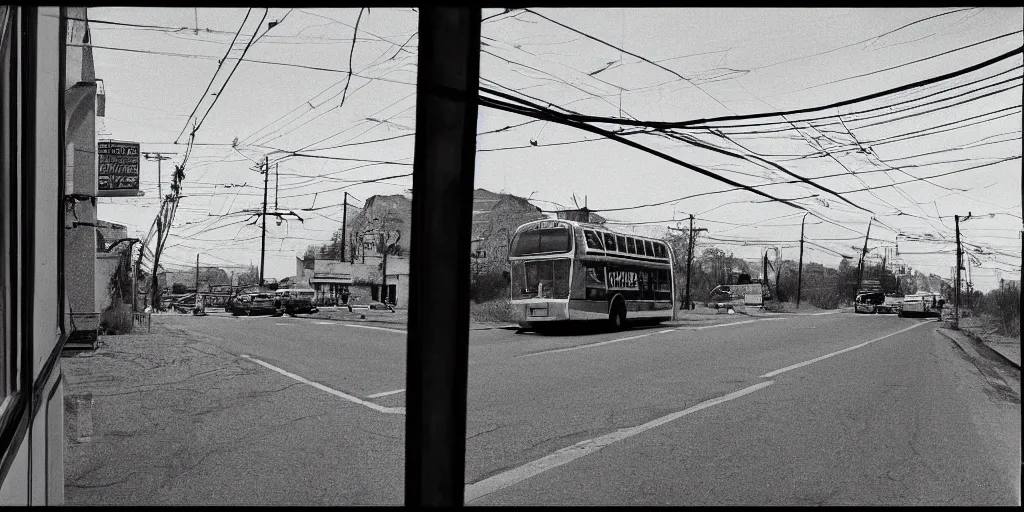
[936,327,1020,370]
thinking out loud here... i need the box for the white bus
[508,219,675,331]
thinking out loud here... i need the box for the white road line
[760,320,931,379]
[464,380,774,503]
[275,323,291,326]
[521,318,785,357]
[687,318,785,330]
[366,388,406,399]
[239,355,405,415]
[520,333,653,357]
[315,321,334,325]
[342,324,407,334]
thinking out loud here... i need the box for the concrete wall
[62,6,97,338]
[94,253,121,312]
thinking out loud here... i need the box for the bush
[470,295,516,324]
[98,302,134,335]
[470,271,509,303]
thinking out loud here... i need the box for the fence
[132,311,151,332]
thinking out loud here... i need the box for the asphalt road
[150,310,1020,505]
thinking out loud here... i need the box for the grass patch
[98,303,134,335]
[470,296,517,324]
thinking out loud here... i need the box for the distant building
[309,257,409,307]
[471,189,547,275]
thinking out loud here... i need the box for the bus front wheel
[609,301,627,331]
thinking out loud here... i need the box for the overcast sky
[89,7,1022,291]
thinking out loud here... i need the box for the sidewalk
[60,323,404,505]
[936,323,1020,369]
[953,317,1021,369]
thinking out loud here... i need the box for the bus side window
[583,230,604,250]
[603,232,617,252]
[626,237,636,254]
[644,240,655,257]
[655,242,667,259]
[616,235,627,253]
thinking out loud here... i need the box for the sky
[88,7,1022,291]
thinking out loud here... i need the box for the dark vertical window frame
[405,7,481,507]
[0,7,26,486]
[18,7,36,504]
[56,7,66,345]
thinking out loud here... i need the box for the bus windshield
[511,259,571,300]
[510,225,571,256]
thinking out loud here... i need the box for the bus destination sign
[98,140,141,197]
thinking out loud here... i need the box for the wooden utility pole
[341,192,348,262]
[677,215,707,310]
[954,214,962,328]
[195,253,200,294]
[143,152,174,201]
[259,156,269,287]
[856,217,873,293]
[405,7,481,507]
[796,213,807,308]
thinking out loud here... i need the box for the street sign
[97,140,140,197]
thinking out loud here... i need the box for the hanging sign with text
[97,140,141,197]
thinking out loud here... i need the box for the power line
[174,9,253,145]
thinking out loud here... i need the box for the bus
[508,219,675,331]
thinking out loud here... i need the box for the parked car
[875,294,904,314]
[230,292,277,316]
[275,288,318,316]
[898,293,943,318]
[854,292,885,314]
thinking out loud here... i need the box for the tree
[364,207,403,304]
[172,282,187,294]
[236,264,260,288]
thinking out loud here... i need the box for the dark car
[230,293,277,316]
[276,289,318,316]
[854,292,885,314]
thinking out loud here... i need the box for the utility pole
[796,213,807,308]
[143,152,174,201]
[341,192,348,262]
[274,162,279,211]
[259,156,269,287]
[681,214,707,310]
[195,254,200,294]
[856,217,873,293]
[954,214,962,328]
[946,214,970,329]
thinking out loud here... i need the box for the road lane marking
[239,355,405,415]
[520,318,785,357]
[315,321,334,325]
[519,333,653,357]
[366,388,406,398]
[760,320,931,379]
[342,324,407,334]
[275,323,291,326]
[464,380,774,503]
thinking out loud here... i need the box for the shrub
[98,302,134,335]
[470,271,509,303]
[470,295,516,324]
